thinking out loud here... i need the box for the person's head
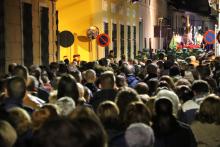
[100,71,115,89]
[196,64,211,78]
[115,87,140,120]
[70,70,82,83]
[197,95,220,124]
[157,81,170,90]
[134,82,149,95]
[13,65,29,81]
[163,60,174,70]
[56,96,76,116]
[121,63,134,75]
[49,62,59,73]
[154,98,173,117]
[8,63,17,75]
[83,86,91,103]
[169,65,180,77]
[159,75,175,91]
[69,107,100,123]
[146,63,158,75]
[32,104,58,131]
[156,89,180,116]
[97,101,119,127]
[8,107,31,136]
[175,78,192,88]
[29,65,42,80]
[77,83,85,99]
[0,120,17,147]
[33,117,106,147]
[125,123,154,147]
[175,85,193,103]
[26,75,39,92]
[84,69,96,83]
[57,74,79,104]
[191,80,210,96]
[116,75,127,88]
[109,50,114,56]
[158,52,165,60]
[147,78,159,96]
[6,76,26,101]
[124,102,151,127]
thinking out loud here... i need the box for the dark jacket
[89,89,118,110]
[152,116,197,147]
[84,83,98,94]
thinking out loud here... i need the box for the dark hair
[191,80,210,94]
[116,75,127,88]
[32,117,80,147]
[147,78,159,96]
[169,65,180,77]
[13,65,28,81]
[7,76,26,101]
[26,75,38,91]
[97,101,119,128]
[197,95,220,124]
[155,98,173,116]
[159,75,175,91]
[176,85,193,103]
[100,72,115,89]
[175,78,191,87]
[146,63,157,74]
[134,82,149,94]
[57,74,79,103]
[71,117,107,147]
[124,102,151,127]
[115,87,140,120]
[69,70,82,83]
[68,108,107,147]
[158,81,170,90]
[8,63,17,75]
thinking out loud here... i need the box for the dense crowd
[0,51,220,147]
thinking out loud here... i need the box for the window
[40,7,49,66]
[133,26,137,58]
[23,3,33,67]
[127,26,131,59]
[104,22,109,57]
[120,25,124,56]
[112,23,117,57]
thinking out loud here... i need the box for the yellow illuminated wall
[57,0,102,62]
[57,0,140,62]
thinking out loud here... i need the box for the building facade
[0,0,57,74]
[57,0,168,61]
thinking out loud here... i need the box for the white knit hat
[156,89,180,116]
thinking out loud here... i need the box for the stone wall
[3,0,57,72]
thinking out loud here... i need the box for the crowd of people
[0,51,220,147]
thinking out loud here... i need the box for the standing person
[152,98,197,147]
[89,71,117,110]
[108,50,115,59]
[84,69,98,94]
[191,95,220,147]
[191,80,210,104]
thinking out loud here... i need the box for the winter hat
[125,123,155,147]
[56,97,76,116]
[156,89,180,116]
